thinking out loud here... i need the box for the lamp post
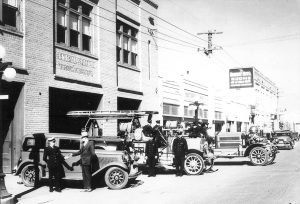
[0,44,16,199]
[189,101,204,123]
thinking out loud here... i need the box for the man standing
[43,137,73,192]
[172,130,188,176]
[69,130,95,192]
[145,136,158,177]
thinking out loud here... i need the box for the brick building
[0,0,159,172]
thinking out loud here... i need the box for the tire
[249,147,269,166]
[21,164,41,187]
[184,153,204,175]
[104,167,129,190]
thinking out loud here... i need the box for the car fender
[244,144,265,157]
[92,162,129,176]
[16,161,46,175]
[187,149,204,157]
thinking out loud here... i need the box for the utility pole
[197,30,223,56]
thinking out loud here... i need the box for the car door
[59,138,82,179]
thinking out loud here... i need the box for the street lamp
[0,44,16,199]
[189,101,204,123]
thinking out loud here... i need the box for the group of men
[144,120,188,177]
[43,129,95,192]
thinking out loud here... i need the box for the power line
[223,33,300,47]
[124,0,209,44]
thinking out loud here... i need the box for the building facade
[0,0,159,172]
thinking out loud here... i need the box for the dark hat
[47,137,55,142]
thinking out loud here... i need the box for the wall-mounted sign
[55,49,98,83]
[229,68,254,89]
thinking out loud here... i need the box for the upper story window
[2,0,18,28]
[117,20,138,67]
[56,0,92,52]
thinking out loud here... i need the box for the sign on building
[229,68,254,89]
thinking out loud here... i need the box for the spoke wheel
[105,167,128,190]
[184,153,204,175]
[21,164,41,187]
[249,147,269,166]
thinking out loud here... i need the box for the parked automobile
[212,131,279,166]
[272,131,294,150]
[15,133,140,190]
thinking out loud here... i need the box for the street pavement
[6,142,300,204]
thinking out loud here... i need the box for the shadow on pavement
[214,161,250,166]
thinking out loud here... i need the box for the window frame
[1,0,20,30]
[56,0,92,52]
[116,20,139,68]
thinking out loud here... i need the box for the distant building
[228,67,278,132]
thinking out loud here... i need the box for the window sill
[0,25,23,37]
[55,43,98,60]
[117,63,140,72]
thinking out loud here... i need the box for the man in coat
[43,137,73,192]
[172,129,188,176]
[145,136,158,177]
[69,130,95,192]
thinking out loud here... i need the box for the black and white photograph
[1,0,300,203]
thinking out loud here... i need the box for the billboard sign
[229,68,254,89]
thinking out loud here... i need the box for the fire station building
[0,0,159,172]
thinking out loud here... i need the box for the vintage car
[272,131,294,150]
[67,110,208,175]
[133,129,207,175]
[15,133,140,190]
[212,131,279,166]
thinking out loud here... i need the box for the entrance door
[0,81,24,173]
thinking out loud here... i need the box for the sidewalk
[1,174,34,204]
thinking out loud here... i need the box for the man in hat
[145,135,158,177]
[68,129,95,192]
[43,137,73,192]
[172,130,188,176]
[142,120,153,137]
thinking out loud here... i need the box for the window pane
[123,36,129,50]
[131,40,137,53]
[70,13,78,31]
[3,4,16,27]
[117,33,121,47]
[123,24,129,34]
[70,30,79,47]
[57,0,66,5]
[57,24,66,43]
[82,2,93,16]
[131,28,138,38]
[3,0,17,7]
[131,53,137,66]
[82,19,90,35]
[117,47,121,62]
[123,50,129,64]
[70,0,79,10]
[82,34,90,51]
[57,8,66,26]
[59,139,80,150]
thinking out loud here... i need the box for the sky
[156,0,300,119]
